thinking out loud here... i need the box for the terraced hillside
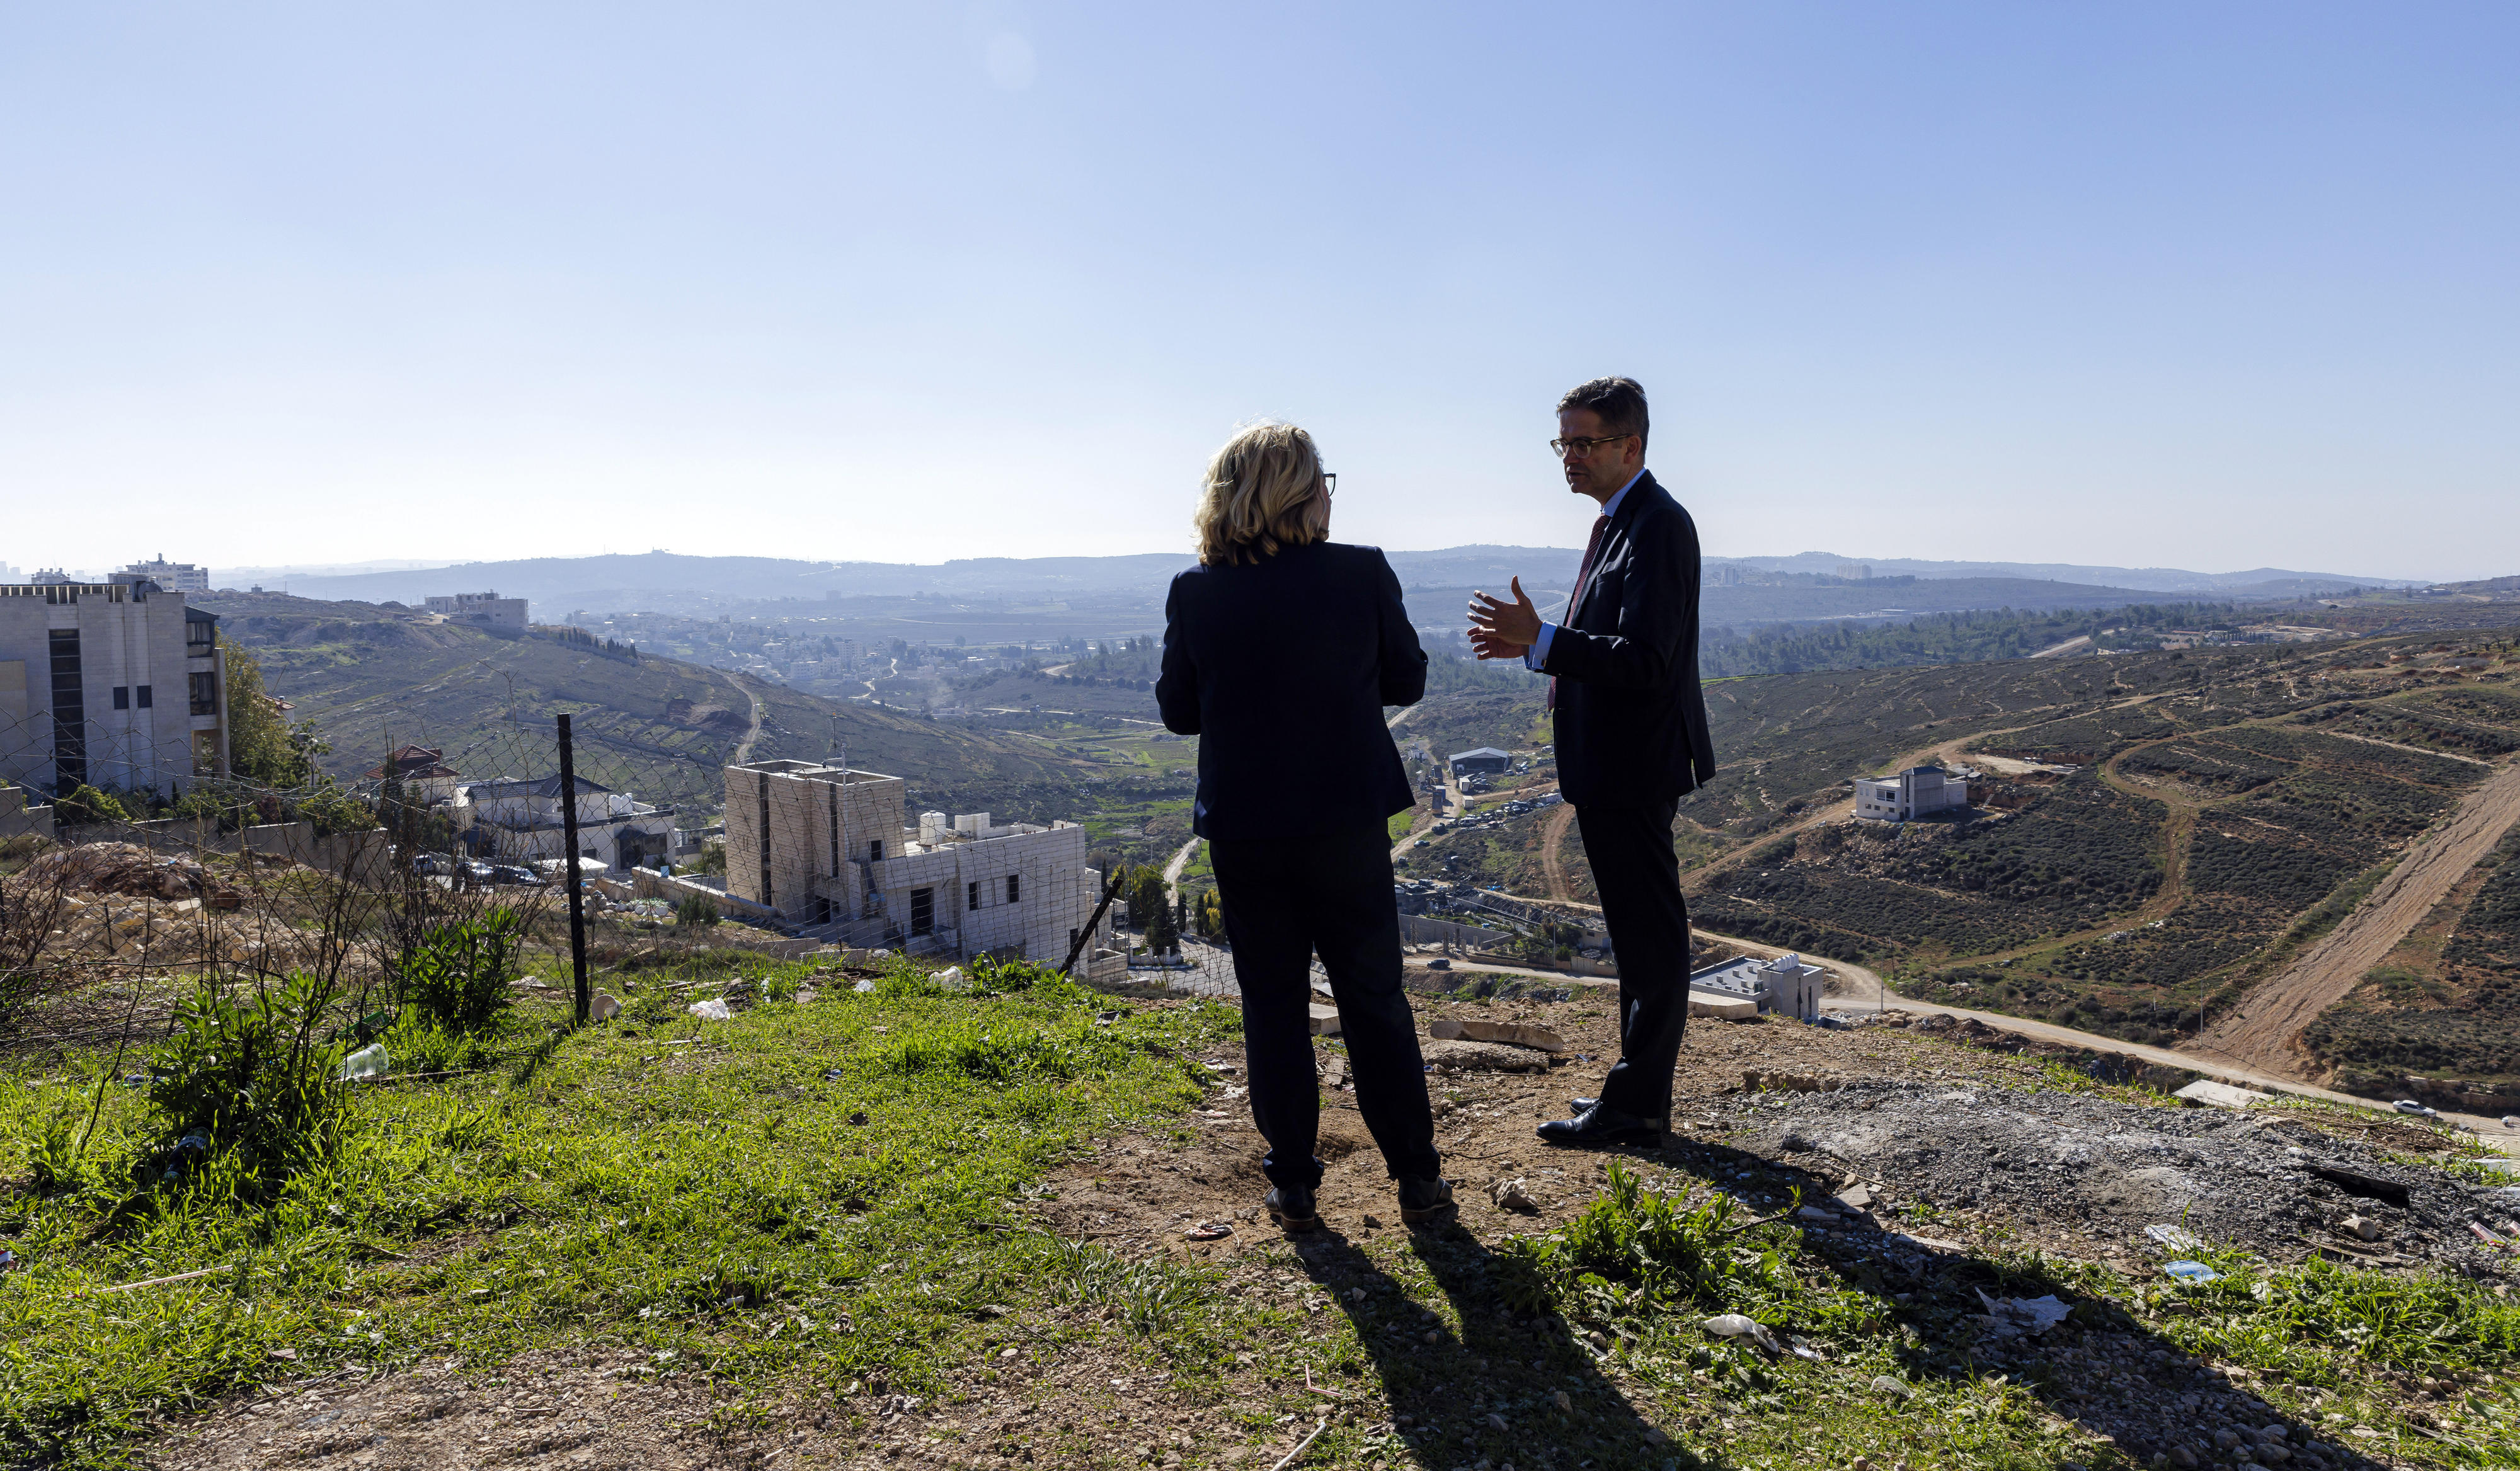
[198,593,1098,821]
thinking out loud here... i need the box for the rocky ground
[144,990,2516,1471]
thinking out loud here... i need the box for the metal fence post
[556,713,590,1024]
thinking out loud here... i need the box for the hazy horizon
[6,4,2516,580]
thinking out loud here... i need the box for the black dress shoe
[1397,1176,1455,1223]
[1264,1185,1320,1231]
[1536,1104,1664,1147]
[1569,1096,1598,1114]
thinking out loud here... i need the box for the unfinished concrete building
[0,579,229,798]
[722,758,1109,964]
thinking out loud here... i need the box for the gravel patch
[1711,1077,2504,1269]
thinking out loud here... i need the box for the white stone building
[113,555,211,593]
[1690,951,1826,1021]
[1854,764,1973,822]
[466,774,677,869]
[723,758,1110,964]
[423,592,529,631]
[0,580,229,798]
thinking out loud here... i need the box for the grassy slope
[9,966,2520,1470]
[201,593,1097,823]
[1,961,1229,1467]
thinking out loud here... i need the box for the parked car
[486,864,547,887]
[410,852,452,876]
[1427,958,1452,971]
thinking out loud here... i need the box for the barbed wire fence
[0,643,1154,1052]
[0,668,776,1051]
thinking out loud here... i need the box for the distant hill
[1711,552,2418,594]
[196,592,1099,821]
[234,547,2421,630]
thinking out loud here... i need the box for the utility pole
[556,713,590,1025]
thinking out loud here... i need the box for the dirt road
[2186,756,2520,1075]
[1538,803,1578,900]
[1160,835,1201,894]
[720,672,765,764]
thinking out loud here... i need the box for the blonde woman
[1155,420,1450,1230]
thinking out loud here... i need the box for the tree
[223,645,331,789]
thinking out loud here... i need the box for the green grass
[0,960,1234,1469]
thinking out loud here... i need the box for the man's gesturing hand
[1467,577,1542,661]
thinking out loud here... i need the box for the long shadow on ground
[1285,1218,1687,1471]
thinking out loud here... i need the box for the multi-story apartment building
[723,758,1109,963]
[423,592,529,631]
[113,554,212,592]
[0,580,228,796]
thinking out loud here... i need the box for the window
[112,687,129,710]
[968,880,981,912]
[188,670,219,716]
[868,839,884,862]
[1005,873,1019,903]
[136,685,152,708]
[909,887,934,936]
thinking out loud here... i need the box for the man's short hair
[1557,377,1649,452]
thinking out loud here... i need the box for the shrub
[399,908,527,1034]
[54,784,131,826]
[146,971,347,1184]
[675,894,721,928]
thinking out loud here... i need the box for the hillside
[197,593,1100,821]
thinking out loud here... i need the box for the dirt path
[1538,803,1577,900]
[1160,835,1201,895]
[2186,756,2520,1075]
[1686,928,2520,1149]
[721,672,766,764]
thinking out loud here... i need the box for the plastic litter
[2504,1114,2520,1130]
[1974,1288,2071,1336]
[822,1068,845,1082]
[589,992,622,1022]
[853,979,876,993]
[687,999,731,1021]
[2163,1260,2220,1283]
[1701,1314,1782,1354]
[1869,1374,1910,1398]
[338,1043,389,1081]
[934,966,965,990]
[0,1248,20,1275]
[2145,1223,2204,1251]
[1183,1222,1234,1241]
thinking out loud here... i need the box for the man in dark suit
[1467,377,1717,1146]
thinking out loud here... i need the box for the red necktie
[1545,514,1613,713]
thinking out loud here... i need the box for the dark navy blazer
[1155,541,1427,840]
[1538,473,1719,807]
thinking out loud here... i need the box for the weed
[398,908,527,1034]
[145,971,347,1189]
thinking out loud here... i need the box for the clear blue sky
[4,3,2514,580]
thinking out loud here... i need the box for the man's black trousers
[1210,825,1440,1191]
[1576,798,1692,1123]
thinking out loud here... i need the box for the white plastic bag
[688,999,731,1021]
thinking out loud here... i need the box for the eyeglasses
[1321,471,1337,498]
[1550,434,1635,459]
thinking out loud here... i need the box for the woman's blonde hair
[1194,420,1331,566]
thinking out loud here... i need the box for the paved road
[1411,922,2520,1152]
[2189,755,2520,1073]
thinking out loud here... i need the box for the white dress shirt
[1526,468,1646,671]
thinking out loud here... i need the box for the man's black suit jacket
[1540,473,1719,808]
[1156,541,1427,840]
